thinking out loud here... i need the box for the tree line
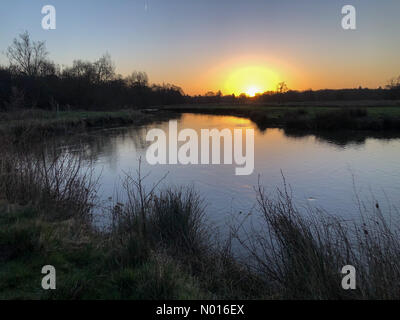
[190,81,400,105]
[0,32,185,111]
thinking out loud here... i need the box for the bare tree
[6,31,49,76]
[276,81,288,104]
[65,60,97,81]
[62,54,115,83]
[276,81,288,94]
[386,76,400,90]
[126,71,149,87]
[39,60,58,77]
[94,53,115,83]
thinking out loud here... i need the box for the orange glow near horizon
[223,66,280,96]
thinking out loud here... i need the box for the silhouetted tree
[386,76,400,90]
[126,71,149,87]
[39,60,58,77]
[277,81,288,94]
[6,31,49,77]
[63,60,97,82]
[276,81,288,104]
[94,54,115,83]
[385,76,400,99]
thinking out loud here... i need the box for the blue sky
[1,0,400,94]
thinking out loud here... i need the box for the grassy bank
[0,146,205,300]
[2,205,223,299]
[166,104,400,132]
[0,206,208,300]
[0,109,180,144]
[0,146,264,300]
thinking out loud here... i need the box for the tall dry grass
[108,163,208,262]
[0,142,98,224]
[107,165,268,299]
[233,176,400,299]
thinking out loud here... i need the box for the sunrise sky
[1,0,400,95]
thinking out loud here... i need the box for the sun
[246,86,261,97]
[224,66,279,96]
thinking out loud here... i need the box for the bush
[150,188,207,256]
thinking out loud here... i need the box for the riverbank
[0,148,265,299]
[0,205,207,299]
[2,104,400,147]
[2,103,400,143]
[0,109,180,144]
[165,104,400,131]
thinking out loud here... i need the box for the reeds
[233,176,400,299]
[0,143,97,224]
[109,164,208,262]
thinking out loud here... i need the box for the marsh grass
[232,176,400,299]
[108,166,209,265]
[0,109,182,144]
[107,166,268,299]
[149,188,208,256]
[168,105,400,132]
[0,156,206,299]
[0,143,98,224]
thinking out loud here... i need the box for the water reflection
[283,129,400,148]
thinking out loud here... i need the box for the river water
[62,113,400,231]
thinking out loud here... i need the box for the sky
[1,0,400,95]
